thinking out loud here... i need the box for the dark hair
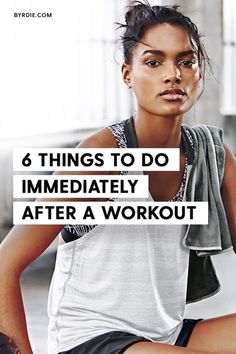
[117,0,210,76]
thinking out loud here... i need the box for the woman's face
[122,23,202,118]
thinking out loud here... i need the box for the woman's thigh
[124,314,236,354]
[123,341,210,353]
[187,313,236,354]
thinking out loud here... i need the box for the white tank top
[47,170,191,353]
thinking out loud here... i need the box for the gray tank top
[47,118,191,353]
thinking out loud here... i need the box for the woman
[0,2,236,354]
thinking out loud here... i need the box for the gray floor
[20,248,236,354]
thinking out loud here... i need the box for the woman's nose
[163,63,182,84]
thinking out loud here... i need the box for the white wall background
[0,0,131,141]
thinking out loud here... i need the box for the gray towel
[182,124,232,256]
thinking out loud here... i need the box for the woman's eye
[146,60,160,67]
[180,60,195,67]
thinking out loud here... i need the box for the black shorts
[59,319,202,354]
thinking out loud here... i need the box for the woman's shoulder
[76,126,118,149]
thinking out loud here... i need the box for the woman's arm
[0,127,117,353]
[221,144,236,252]
[0,224,64,354]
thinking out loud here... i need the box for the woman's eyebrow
[141,49,196,57]
[141,49,165,57]
[176,50,196,58]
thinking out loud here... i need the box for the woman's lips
[160,93,184,101]
[159,88,186,101]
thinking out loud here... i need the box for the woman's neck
[133,111,183,148]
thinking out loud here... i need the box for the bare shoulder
[54,127,118,177]
[76,127,117,149]
[224,143,236,160]
[223,144,236,177]
[222,144,236,252]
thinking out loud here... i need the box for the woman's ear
[122,63,132,88]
